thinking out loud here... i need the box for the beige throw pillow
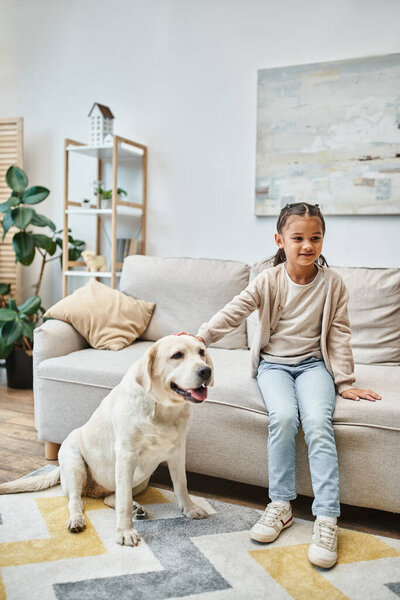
[44,279,155,350]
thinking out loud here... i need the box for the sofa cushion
[44,279,155,351]
[119,256,250,349]
[332,363,400,429]
[37,344,400,432]
[206,349,400,431]
[331,267,400,365]
[37,341,154,389]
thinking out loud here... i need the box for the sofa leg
[45,441,60,460]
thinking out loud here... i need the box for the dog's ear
[205,350,214,387]
[136,344,157,393]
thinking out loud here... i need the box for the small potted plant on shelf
[0,165,86,389]
[99,186,127,208]
[80,198,92,209]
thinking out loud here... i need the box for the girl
[195,202,381,569]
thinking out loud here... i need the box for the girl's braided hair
[272,202,329,267]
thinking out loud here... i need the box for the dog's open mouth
[170,382,208,403]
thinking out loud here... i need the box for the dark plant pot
[6,347,33,389]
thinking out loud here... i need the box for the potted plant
[0,165,86,388]
[0,285,43,388]
[100,186,127,208]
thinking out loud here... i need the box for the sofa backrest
[331,266,400,366]
[120,255,250,349]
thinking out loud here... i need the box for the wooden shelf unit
[63,135,147,296]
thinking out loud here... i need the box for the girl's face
[275,215,324,268]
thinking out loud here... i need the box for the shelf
[66,206,142,217]
[63,271,122,278]
[63,134,146,296]
[66,143,143,160]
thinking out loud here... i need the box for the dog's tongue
[189,386,208,401]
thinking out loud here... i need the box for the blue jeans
[257,356,340,517]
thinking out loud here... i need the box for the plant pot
[6,347,33,389]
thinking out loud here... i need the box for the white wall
[1,0,399,307]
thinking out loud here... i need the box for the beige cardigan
[197,262,356,394]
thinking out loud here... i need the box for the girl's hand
[341,388,382,402]
[173,331,206,344]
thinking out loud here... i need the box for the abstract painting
[255,53,400,215]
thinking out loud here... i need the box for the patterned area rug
[1,466,400,600]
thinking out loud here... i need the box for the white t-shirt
[261,266,326,364]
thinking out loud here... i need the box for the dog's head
[136,334,214,406]
[82,249,95,261]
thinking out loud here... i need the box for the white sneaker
[250,502,293,543]
[308,519,338,568]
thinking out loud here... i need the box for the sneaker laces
[259,503,288,526]
[315,520,337,551]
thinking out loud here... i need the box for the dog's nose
[196,366,211,381]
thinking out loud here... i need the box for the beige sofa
[33,256,400,514]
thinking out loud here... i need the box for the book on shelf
[116,238,140,262]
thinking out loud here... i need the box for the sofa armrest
[33,320,89,434]
[33,319,89,368]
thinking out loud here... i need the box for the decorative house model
[88,103,114,147]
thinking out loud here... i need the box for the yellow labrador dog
[0,334,213,546]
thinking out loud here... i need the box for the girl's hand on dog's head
[173,332,206,345]
[341,388,382,402]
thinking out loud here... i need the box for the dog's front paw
[67,514,86,533]
[116,527,141,546]
[182,504,209,519]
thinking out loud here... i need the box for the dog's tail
[0,467,61,494]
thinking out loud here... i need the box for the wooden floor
[0,366,399,540]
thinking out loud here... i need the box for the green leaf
[9,194,20,205]
[18,295,41,315]
[32,233,56,255]
[0,338,13,359]
[30,211,56,231]
[12,231,35,265]
[1,319,23,345]
[22,186,50,205]
[73,239,85,248]
[8,298,17,311]
[0,195,20,213]
[1,211,14,240]
[6,166,28,193]
[0,283,11,296]
[11,206,35,229]
[20,319,36,340]
[0,308,18,322]
[68,247,82,261]
[48,240,57,255]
